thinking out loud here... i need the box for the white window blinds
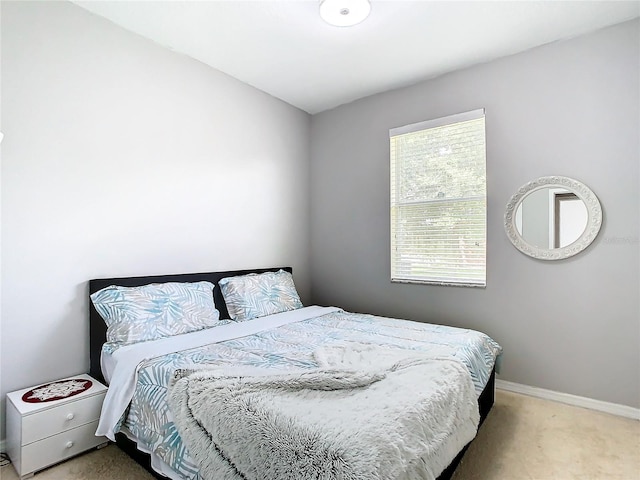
[390,109,486,287]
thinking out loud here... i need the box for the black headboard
[89,266,292,384]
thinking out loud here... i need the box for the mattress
[98,306,502,480]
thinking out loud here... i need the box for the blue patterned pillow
[219,270,303,321]
[90,281,220,345]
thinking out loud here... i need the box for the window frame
[389,109,487,287]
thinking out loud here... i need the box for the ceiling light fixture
[320,0,371,27]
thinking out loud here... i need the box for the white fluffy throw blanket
[168,344,479,480]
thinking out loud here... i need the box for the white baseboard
[496,379,640,420]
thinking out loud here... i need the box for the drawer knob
[66,413,75,420]
[66,441,74,449]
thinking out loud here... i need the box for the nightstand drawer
[22,392,105,445]
[21,420,105,474]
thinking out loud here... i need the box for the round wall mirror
[504,176,602,260]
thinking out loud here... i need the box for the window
[390,109,486,287]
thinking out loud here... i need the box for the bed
[89,266,501,480]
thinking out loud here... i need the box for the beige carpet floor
[2,390,638,480]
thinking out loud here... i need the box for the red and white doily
[22,379,93,403]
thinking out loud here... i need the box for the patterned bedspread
[118,310,502,480]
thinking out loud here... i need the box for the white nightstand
[6,373,108,479]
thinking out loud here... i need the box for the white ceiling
[73,1,640,114]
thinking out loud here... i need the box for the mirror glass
[515,188,588,249]
[505,176,602,260]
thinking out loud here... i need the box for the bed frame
[89,266,495,480]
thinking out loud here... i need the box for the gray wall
[1,0,311,435]
[310,20,639,408]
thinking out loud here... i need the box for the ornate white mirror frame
[504,176,603,260]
